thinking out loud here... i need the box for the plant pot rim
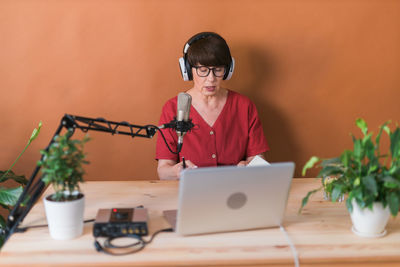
[44,193,84,203]
[350,198,387,207]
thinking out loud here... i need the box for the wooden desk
[1,179,399,266]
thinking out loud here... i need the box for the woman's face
[192,65,225,96]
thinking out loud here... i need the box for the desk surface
[1,178,399,266]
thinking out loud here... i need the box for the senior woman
[156,32,269,180]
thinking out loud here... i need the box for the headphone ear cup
[224,57,235,80]
[185,58,193,81]
[179,57,190,81]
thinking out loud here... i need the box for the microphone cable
[94,227,173,256]
[14,219,95,233]
[14,219,174,256]
[147,124,195,155]
[146,125,179,155]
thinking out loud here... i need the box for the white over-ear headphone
[178,32,235,81]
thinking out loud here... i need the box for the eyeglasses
[193,66,226,78]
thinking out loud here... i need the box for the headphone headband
[183,32,224,53]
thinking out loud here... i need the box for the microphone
[176,92,192,153]
[158,93,193,153]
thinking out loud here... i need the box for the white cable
[280,225,300,267]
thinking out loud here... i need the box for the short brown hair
[186,32,232,69]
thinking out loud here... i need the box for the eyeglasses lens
[196,66,225,77]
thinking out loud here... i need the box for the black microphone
[159,93,193,153]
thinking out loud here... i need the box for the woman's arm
[157,159,181,180]
[157,159,197,180]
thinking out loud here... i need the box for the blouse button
[212,154,216,159]
[210,130,214,135]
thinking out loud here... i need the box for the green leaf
[0,170,28,185]
[346,195,354,213]
[0,121,42,182]
[318,165,344,178]
[28,121,42,145]
[362,175,378,196]
[331,185,343,202]
[353,139,363,160]
[383,125,391,136]
[0,186,23,206]
[383,176,400,189]
[320,157,341,167]
[0,233,3,248]
[352,187,363,202]
[367,158,379,174]
[356,118,368,136]
[387,192,399,216]
[323,177,334,191]
[340,150,353,168]
[390,128,400,158]
[0,214,5,228]
[390,165,400,176]
[375,121,390,150]
[298,186,323,213]
[302,156,320,176]
[363,134,376,161]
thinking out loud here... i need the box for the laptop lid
[172,162,295,236]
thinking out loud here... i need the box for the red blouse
[155,90,269,167]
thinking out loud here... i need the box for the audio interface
[93,207,148,238]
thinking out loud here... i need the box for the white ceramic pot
[43,194,85,240]
[349,199,390,238]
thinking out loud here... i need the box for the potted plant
[38,131,90,240]
[0,122,41,248]
[299,118,400,237]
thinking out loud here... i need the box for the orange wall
[1,0,399,180]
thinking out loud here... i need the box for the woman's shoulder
[162,95,178,110]
[227,89,254,106]
[159,95,179,122]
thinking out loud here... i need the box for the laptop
[163,162,295,236]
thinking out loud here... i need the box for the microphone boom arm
[4,114,158,244]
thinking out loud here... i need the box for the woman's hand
[157,159,197,180]
[237,154,265,167]
[183,159,198,170]
[237,160,248,167]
